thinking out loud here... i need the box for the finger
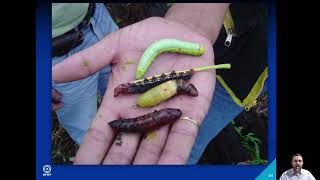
[133,125,170,164]
[102,106,162,164]
[157,101,208,164]
[156,64,215,164]
[52,32,119,83]
[102,132,141,164]
[101,105,149,164]
[74,99,118,165]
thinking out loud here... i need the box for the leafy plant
[232,121,267,165]
[114,17,124,24]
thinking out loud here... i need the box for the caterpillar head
[114,83,130,97]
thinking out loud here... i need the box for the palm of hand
[107,17,215,122]
[75,17,216,164]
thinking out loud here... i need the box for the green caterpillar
[136,39,205,79]
[137,79,198,108]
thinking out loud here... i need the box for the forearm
[165,3,229,43]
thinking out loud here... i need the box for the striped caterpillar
[114,64,231,97]
[114,69,194,97]
[108,108,182,132]
[136,39,205,79]
[137,79,198,108]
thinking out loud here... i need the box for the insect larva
[108,108,182,132]
[137,79,198,108]
[136,39,205,79]
[114,64,231,97]
[114,70,194,97]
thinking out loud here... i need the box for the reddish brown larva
[108,108,182,132]
[114,69,194,97]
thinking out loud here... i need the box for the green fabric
[52,3,89,38]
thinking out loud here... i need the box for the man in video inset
[279,153,316,180]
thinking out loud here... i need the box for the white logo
[43,165,51,176]
[268,173,274,178]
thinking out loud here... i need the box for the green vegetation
[232,121,268,165]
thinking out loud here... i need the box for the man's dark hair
[292,153,303,159]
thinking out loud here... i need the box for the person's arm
[165,3,229,44]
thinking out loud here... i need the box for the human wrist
[164,3,229,44]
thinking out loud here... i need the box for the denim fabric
[187,79,268,164]
[52,3,118,144]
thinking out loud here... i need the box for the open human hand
[52,17,216,164]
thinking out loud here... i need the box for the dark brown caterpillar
[108,108,182,132]
[176,79,198,96]
[114,69,195,97]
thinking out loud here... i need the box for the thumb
[52,32,119,83]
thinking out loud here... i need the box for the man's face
[291,155,303,172]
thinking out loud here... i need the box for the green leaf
[69,156,75,162]
[114,17,123,24]
[247,132,255,136]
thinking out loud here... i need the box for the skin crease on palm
[52,17,216,165]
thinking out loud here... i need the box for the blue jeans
[187,79,268,164]
[52,3,118,144]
